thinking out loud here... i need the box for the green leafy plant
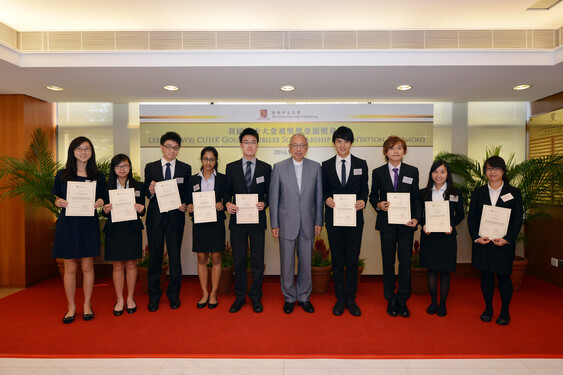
[137,244,169,267]
[312,238,332,267]
[411,240,422,268]
[207,241,234,268]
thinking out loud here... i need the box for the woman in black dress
[102,154,145,316]
[419,160,464,317]
[468,156,523,326]
[52,137,105,324]
[186,147,226,309]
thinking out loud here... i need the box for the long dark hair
[484,155,509,184]
[62,136,100,182]
[200,146,219,171]
[108,154,133,189]
[422,160,455,200]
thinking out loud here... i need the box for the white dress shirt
[293,159,303,192]
[161,158,176,179]
[488,182,504,206]
[335,154,351,185]
[431,183,447,201]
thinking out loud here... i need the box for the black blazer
[143,159,192,230]
[321,155,369,227]
[103,178,146,234]
[369,162,422,232]
[419,187,464,236]
[223,158,271,232]
[186,172,227,223]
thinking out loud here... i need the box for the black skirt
[192,221,226,253]
[104,222,143,261]
[420,232,457,272]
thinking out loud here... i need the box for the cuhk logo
[258,109,270,120]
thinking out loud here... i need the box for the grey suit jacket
[269,157,323,240]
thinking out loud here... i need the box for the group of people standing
[52,126,523,327]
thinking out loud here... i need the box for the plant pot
[411,267,429,295]
[207,265,234,295]
[247,264,266,292]
[138,264,169,294]
[311,265,332,294]
[55,258,83,288]
[511,256,528,291]
[357,265,365,286]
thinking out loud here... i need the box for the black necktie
[245,160,252,192]
[165,162,171,180]
[341,160,346,188]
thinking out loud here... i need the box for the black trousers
[230,229,265,301]
[147,223,184,302]
[326,225,363,302]
[380,227,414,303]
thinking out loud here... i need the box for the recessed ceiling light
[513,84,532,91]
[45,86,63,91]
[280,85,295,92]
[163,85,179,91]
[396,85,412,91]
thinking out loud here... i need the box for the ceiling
[0,0,562,103]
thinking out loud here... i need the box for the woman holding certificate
[52,137,105,324]
[468,156,523,326]
[102,154,145,316]
[186,147,226,309]
[419,160,464,317]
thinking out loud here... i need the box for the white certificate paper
[109,188,137,223]
[236,194,259,224]
[66,181,96,217]
[387,192,411,224]
[193,191,217,224]
[425,201,451,233]
[155,179,182,213]
[333,194,356,227]
[479,205,511,239]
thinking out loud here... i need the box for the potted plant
[311,237,332,294]
[246,244,266,291]
[137,244,169,294]
[357,258,366,285]
[207,241,235,295]
[410,240,428,294]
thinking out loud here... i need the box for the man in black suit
[321,126,369,317]
[224,128,271,313]
[369,135,422,318]
[144,131,191,312]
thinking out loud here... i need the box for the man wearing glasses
[224,128,271,313]
[144,131,191,312]
[269,134,323,314]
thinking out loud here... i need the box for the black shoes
[298,301,315,313]
[496,315,510,326]
[208,301,218,309]
[113,302,124,316]
[62,312,75,324]
[387,300,398,317]
[251,299,264,313]
[480,310,493,323]
[332,300,345,316]
[148,300,159,312]
[346,300,361,316]
[229,299,246,313]
[197,298,208,309]
[83,308,95,321]
[437,305,447,317]
[398,302,410,317]
[170,299,181,309]
[426,303,437,315]
[126,299,137,314]
[284,301,295,314]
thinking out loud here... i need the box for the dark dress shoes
[83,308,95,321]
[126,299,137,314]
[426,303,437,315]
[283,301,295,314]
[437,305,447,317]
[496,315,510,326]
[298,301,314,313]
[387,300,398,317]
[251,299,264,313]
[148,300,159,312]
[62,312,75,324]
[332,300,345,316]
[170,299,181,309]
[346,300,361,317]
[398,303,410,318]
[229,299,246,313]
[480,311,492,322]
[197,298,208,309]
[208,301,218,309]
[113,302,124,316]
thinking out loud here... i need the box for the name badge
[176,177,184,184]
[135,190,141,197]
[193,184,200,191]
[256,176,265,184]
[449,195,458,202]
[402,176,413,185]
[353,168,362,175]
[501,193,514,202]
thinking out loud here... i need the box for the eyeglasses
[75,147,92,153]
[242,140,257,145]
[115,164,131,170]
[486,167,502,172]
[290,143,308,149]
[202,158,216,163]
[163,145,180,151]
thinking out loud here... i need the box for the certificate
[425,201,450,233]
[479,205,511,239]
[193,191,217,224]
[387,192,411,224]
[155,179,182,213]
[333,194,356,227]
[236,194,259,224]
[108,188,137,223]
[66,181,96,217]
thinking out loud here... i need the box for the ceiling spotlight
[45,86,63,91]
[396,85,412,91]
[280,85,295,92]
[513,84,532,91]
[163,85,179,91]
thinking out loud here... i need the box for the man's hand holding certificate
[424,201,451,233]
[193,191,217,224]
[333,194,356,227]
[66,181,96,217]
[387,192,411,225]
[108,188,137,223]
[479,204,511,239]
[235,194,259,224]
[155,179,182,213]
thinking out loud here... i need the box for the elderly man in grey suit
[270,133,323,314]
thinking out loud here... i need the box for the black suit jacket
[369,162,422,232]
[419,187,464,236]
[103,178,146,234]
[186,172,227,223]
[144,159,192,230]
[321,155,369,227]
[224,158,271,232]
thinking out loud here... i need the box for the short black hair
[239,127,259,143]
[484,155,509,184]
[160,131,182,147]
[332,126,354,144]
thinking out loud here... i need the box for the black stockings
[480,270,512,319]
[427,269,450,313]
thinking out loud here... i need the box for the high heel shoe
[83,308,95,321]
[62,312,75,324]
[126,299,137,314]
[113,302,124,316]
